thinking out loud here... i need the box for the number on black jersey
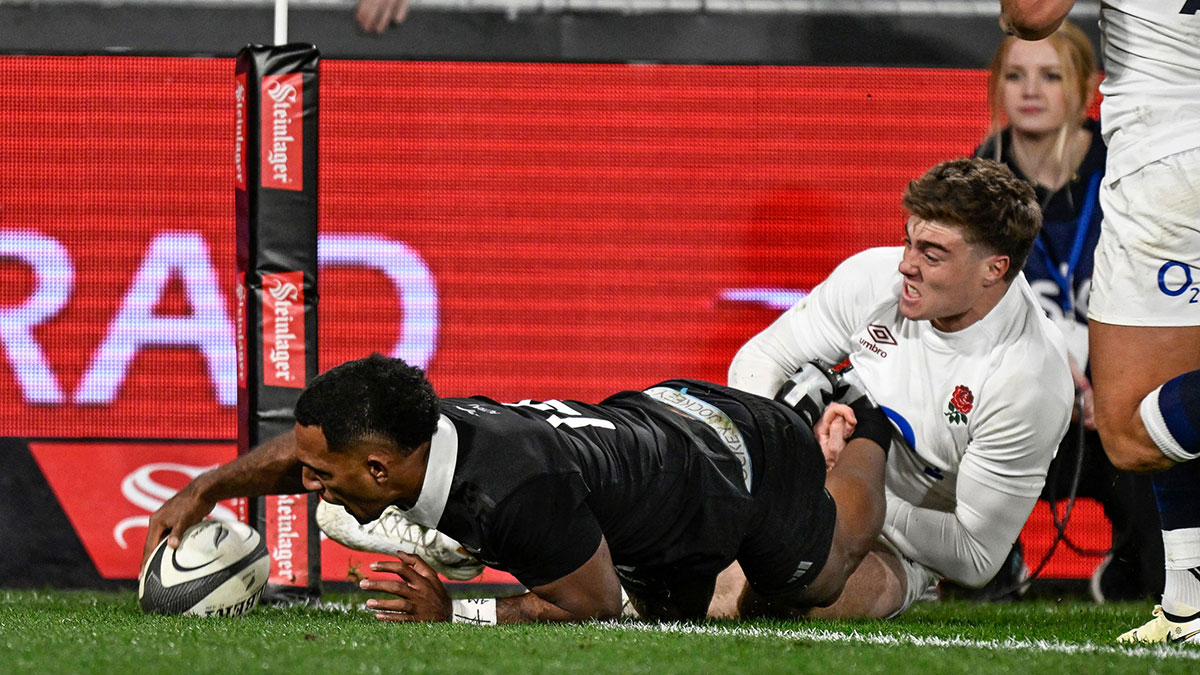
[507,399,617,430]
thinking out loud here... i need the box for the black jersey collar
[402,414,458,529]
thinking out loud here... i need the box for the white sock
[1162,528,1200,618]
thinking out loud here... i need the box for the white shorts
[877,536,940,619]
[1089,147,1200,326]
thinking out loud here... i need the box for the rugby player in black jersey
[142,354,891,624]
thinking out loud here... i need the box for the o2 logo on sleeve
[1158,261,1198,304]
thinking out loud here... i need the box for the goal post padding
[234,43,321,603]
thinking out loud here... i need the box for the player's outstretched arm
[140,430,306,570]
[999,0,1075,39]
[362,538,624,624]
[500,538,623,622]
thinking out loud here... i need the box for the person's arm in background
[999,0,1076,40]
[357,0,411,34]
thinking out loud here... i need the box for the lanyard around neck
[1032,170,1101,315]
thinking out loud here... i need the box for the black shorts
[617,379,836,599]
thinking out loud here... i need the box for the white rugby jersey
[1098,0,1200,180]
[728,247,1073,587]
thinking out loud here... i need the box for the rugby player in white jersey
[1001,0,1200,643]
[710,157,1075,619]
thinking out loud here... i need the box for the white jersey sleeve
[883,347,1072,587]
[728,248,900,397]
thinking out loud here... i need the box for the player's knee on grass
[806,549,908,620]
[737,554,853,618]
[621,574,717,621]
[706,562,746,619]
[735,529,851,618]
[753,461,890,617]
[796,523,874,609]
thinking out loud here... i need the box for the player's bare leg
[806,546,906,619]
[1092,320,1200,642]
[709,541,907,620]
[707,562,744,619]
[737,428,887,618]
[1089,322,1200,473]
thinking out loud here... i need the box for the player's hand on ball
[141,481,218,573]
[361,552,452,622]
[815,402,856,471]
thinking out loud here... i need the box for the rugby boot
[1116,604,1200,645]
[316,501,484,581]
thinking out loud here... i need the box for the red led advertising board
[0,57,1102,581]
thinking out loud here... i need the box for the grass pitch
[1,589,1196,674]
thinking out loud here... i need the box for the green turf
[1,590,1195,674]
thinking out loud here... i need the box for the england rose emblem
[945,385,974,424]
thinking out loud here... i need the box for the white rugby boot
[1117,604,1200,645]
[316,501,484,581]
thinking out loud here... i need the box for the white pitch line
[310,600,1199,660]
[600,620,1200,661]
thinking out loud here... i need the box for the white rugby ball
[139,519,270,617]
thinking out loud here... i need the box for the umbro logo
[867,324,897,345]
[859,324,896,357]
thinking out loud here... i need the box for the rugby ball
[139,519,270,617]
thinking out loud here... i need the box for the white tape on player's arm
[451,598,497,625]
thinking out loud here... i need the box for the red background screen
[0,57,1101,581]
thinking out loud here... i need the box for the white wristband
[451,598,497,625]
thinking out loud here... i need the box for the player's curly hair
[294,353,440,454]
[902,158,1041,282]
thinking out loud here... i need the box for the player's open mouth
[904,283,921,299]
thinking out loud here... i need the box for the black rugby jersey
[430,389,758,589]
